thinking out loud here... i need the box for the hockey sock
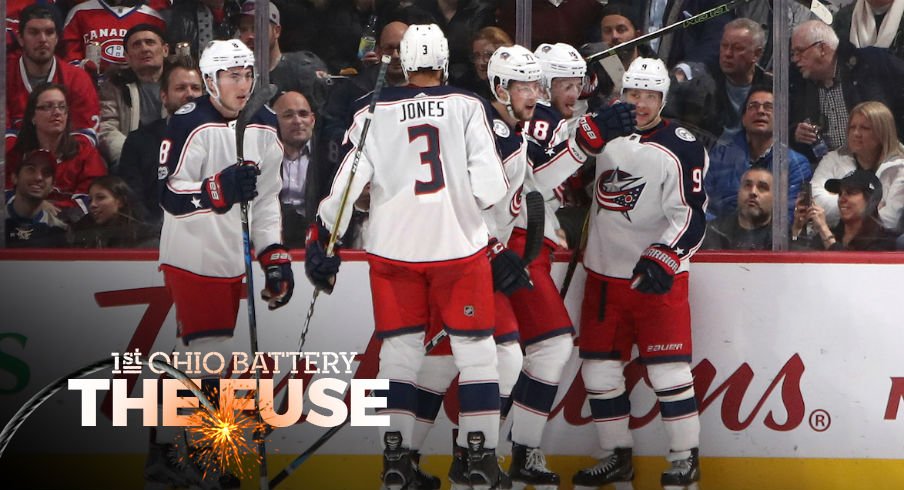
[583,359,634,450]
[450,334,500,449]
[510,335,571,447]
[375,332,426,446]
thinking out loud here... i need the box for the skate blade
[614,481,636,490]
[380,485,405,490]
[663,484,699,490]
[513,484,560,490]
[450,483,471,490]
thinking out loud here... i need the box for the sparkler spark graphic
[182,387,265,480]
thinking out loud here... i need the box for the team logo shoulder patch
[493,119,510,137]
[175,102,197,115]
[675,127,696,142]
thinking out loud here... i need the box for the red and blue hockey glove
[258,244,294,310]
[304,222,341,294]
[201,161,260,213]
[487,238,533,296]
[574,102,637,155]
[631,244,680,295]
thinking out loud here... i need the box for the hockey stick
[521,190,545,265]
[235,80,278,490]
[583,0,832,65]
[0,358,213,460]
[559,209,590,298]
[298,55,392,352]
[269,327,448,488]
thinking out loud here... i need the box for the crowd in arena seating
[5,0,904,251]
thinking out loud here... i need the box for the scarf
[851,0,904,49]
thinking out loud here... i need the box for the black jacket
[116,118,167,224]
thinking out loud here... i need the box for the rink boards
[1,250,903,489]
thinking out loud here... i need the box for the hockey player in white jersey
[152,39,293,488]
[504,42,636,489]
[407,44,541,490]
[573,57,708,490]
[304,24,511,490]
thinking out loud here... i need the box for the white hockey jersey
[318,85,508,262]
[158,97,284,277]
[482,106,529,245]
[515,102,587,244]
[585,119,709,279]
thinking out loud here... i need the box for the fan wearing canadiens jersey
[305,25,511,490]
[573,57,708,490]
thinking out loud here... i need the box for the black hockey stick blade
[521,190,545,265]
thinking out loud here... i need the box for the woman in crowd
[68,176,159,248]
[5,83,107,222]
[456,26,513,100]
[793,169,897,251]
[811,101,904,232]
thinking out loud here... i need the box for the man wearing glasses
[706,86,812,220]
[789,19,904,164]
[271,90,317,246]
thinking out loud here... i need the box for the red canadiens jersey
[5,133,107,211]
[6,54,100,143]
[585,119,709,279]
[61,0,166,68]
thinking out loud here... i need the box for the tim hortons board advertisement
[1,252,903,489]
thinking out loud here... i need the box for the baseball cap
[18,150,57,176]
[825,169,882,196]
[241,1,280,26]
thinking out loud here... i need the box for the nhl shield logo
[464,305,475,317]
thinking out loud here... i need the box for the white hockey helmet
[621,57,670,106]
[534,43,587,92]
[400,24,449,82]
[487,45,543,104]
[199,39,256,98]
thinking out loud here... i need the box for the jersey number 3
[409,125,445,195]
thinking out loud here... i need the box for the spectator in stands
[811,100,904,232]
[61,0,166,71]
[792,169,897,250]
[115,56,203,225]
[703,167,773,250]
[834,0,904,61]
[271,90,316,246]
[236,1,328,111]
[6,83,107,222]
[711,18,773,138]
[68,175,159,248]
[6,0,59,56]
[5,149,68,248]
[496,0,603,49]
[413,0,496,85]
[455,27,513,100]
[6,4,99,143]
[706,86,812,220]
[789,19,904,162]
[663,61,719,147]
[655,0,736,73]
[98,24,169,167]
[584,5,656,104]
[166,0,240,60]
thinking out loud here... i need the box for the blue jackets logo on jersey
[596,167,645,221]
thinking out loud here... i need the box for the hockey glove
[201,161,260,213]
[631,244,680,295]
[258,244,294,310]
[487,238,533,296]
[304,222,341,294]
[574,102,637,155]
